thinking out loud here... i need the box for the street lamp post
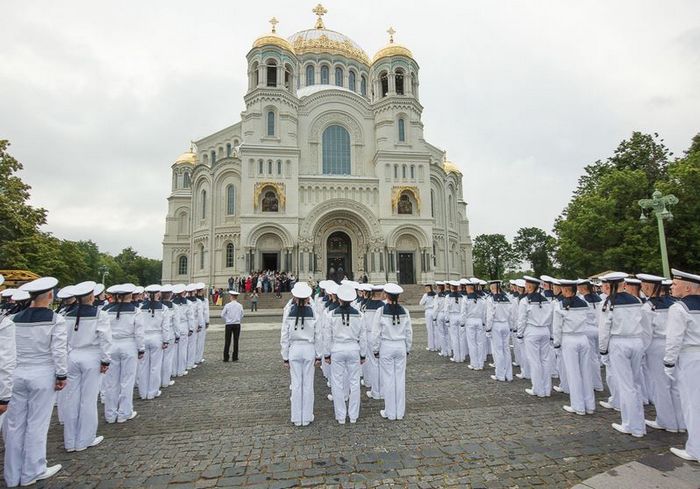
[638,190,678,277]
[98,265,109,285]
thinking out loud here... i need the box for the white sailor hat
[636,273,665,283]
[459,278,470,285]
[292,282,313,299]
[662,279,673,286]
[600,271,628,282]
[228,290,239,295]
[624,277,641,285]
[337,283,357,302]
[20,276,58,295]
[160,284,173,293]
[539,275,555,284]
[196,282,205,290]
[172,284,186,294]
[508,279,516,285]
[550,278,561,286]
[435,281,445,286]
[1,288,18,298]
[12,290,31,302]
[94,283,106,296]
[558,279,578,286]
[576,278,591,285]
[359,283,372,292]
[384,283,404,295]
[487,280,502,284]
[347,281,360,289]
[326,282,339,295]
[477,279,487,286]
[318,280,330,290]
[671,268,700,285]
[144,284,161,293]
[371,284,384,292]
[133,286,145,294]
[185,283,197,292]
[514,279,526,288]
[448,280,460,287]
[0,275,4,286]
[105,284,120,295]
[73,281,97,297]
[115,283,136,294]
[56,286,76,300]
[340,279,350,285]
[522,275,541,285]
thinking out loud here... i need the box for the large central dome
[288,28,370,65]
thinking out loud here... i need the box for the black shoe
[223,358,230,362]
[232,358,238,362]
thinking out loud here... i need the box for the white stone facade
[161,13,473,286]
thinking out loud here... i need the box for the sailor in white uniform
[138,285,170,399]
[371,283,412,421]
[435,282,450,357]
[280,283,321,426]
[485,280,513,382]
[463,279,487,369]
[419,284,437,352]
[172,284,191,376]
[364,285,385,400]
[665,269,700,461]
[512,279,529,380]
[552,279,595,415]
[3,277,66,487]
[516,276,554,397]
[195,283,209,364]
[103,283,144,423]
[444,281,464,362]
[599,272,650,438]
[185,284,201,370]
[324,284,366,424]
[62,280,112,452]
[577,279,605,392]
[159,285,178,387]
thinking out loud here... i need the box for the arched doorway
[327,231,352,281]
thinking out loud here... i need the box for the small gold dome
[252,34,295,53]
[174,150,197,165]
[372,27,413,64]
[443,161,461,174]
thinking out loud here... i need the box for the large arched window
[306,65,314,86]
[360,75,367,96]
[322,125,351,175]
[266,60,277,87]
[380,72,389,97]
[320,65,329,84]
[225,243,235,268]
[200,190,207,219]
[183,172,191,188]
[395,69,405,95]
[398,118,406,142]
[348,71,356,92]
[178,255,188,275]
[335,67,343,87]
[226,185,235,215]
[267,111,275,136]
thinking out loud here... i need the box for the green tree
[512,227,556,276]
[472,234,516,280]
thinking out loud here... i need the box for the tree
[512,227,556,276]
[472,234,517,280]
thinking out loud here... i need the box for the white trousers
[161,341,175,387]
[176,334,188,376]
[138,335,163,399]
[380,340,407,420]
[104,339,138,423]
[555,347,569,393]
[368,347,382,398]
[63,349,102,451]
[437,312,450,356]
[2,366,55,487]
[425,310,435,350]
[187,329,198,368]
[288,342,316,425]
[561,335,595,414]
[646,338,684,431]
[466,319,485,368]
[608,336,645,436]
[196,326,207,363]
[514,332,530,377]
[584,328,604,390]
[677,351,700,459]
[330,345,361,422]
[448,314,462,361]
[524,328,553,397]
[490,322,513,381]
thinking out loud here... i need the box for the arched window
[183,172,191,188]
[380,72,388,97]
[402,165,406,179]
[199,244,205,269]
[393,164,398,179]
[398,118,406,142]
[210,150,216,166]
[348,71,356,91]
[321,65,329,84]
[322,125,351,175]
[335,67,343,87]
[430,189,435,217]
[225,243,235,268]
[266,60,277,87]
[306,65,315,86]
[200,190,207,219]
[395,69,405,95]
[277,160,282,175]
[178,255,188,275]
[226,143,231,157]
[360,75,367,96]
[267,111,275,136]
[267,160,273,174]
[258,160,264,174]
[226,184,235,215]
[252,62,259,87]
[262,190,279,212]
[410,164,415,179]
[448,194,454,223]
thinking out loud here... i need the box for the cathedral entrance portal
[327,231,352,282]
[398,252,415,284]
[261,253,278,272]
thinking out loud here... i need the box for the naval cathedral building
[161,7,473,286]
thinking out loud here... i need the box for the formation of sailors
[280,280,413,426]
[419,269,700,463]
[0,276,210,487]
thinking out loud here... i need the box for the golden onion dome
[252,17,295,53]
[288,28,370,65]
[372,27,413,64]
[174,150,197,165]
[443,160,461,174]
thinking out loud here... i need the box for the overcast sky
[1,1,699,259]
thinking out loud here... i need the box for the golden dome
[372,27,413,64]
[174,150,197,165]
[443,161,461,174]
[252,17,295,53]
[289,29,370,65]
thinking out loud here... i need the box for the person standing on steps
[222,291,244,362]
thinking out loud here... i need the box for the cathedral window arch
[277,160,282,175]
[258,160,264,175]
[402,164,407,179]
[266,110,275,136]
[380,71,389,97]
[410,164,415,179]
[430,189,435,217]
[199,243,205,269]
[226,143,231,157]
[203,153,208,165]
[334,66,343,87]
[210,150,216,166]
[395,68,405,95]
[251,61,259,88]
[284,64,293,90]
[348,70,356,91]
[398,117,406,142]
[200,190,207,219]
[225,243,235,268]
[178,255,188,275]
[267,160,273,174]
[305,64,315,86]
[226,184,236,215]
[320,64,330,84]
[183,171,191,188]
[448,194,454,223]
[266,59,277,87]
[360,75,367,96]
[393,164,398,179]
[322,125,351,175]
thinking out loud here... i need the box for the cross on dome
[269,17,279,33]
[312,3,328,29]
[387,27,396,44]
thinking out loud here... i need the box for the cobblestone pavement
[0,326,688,489]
